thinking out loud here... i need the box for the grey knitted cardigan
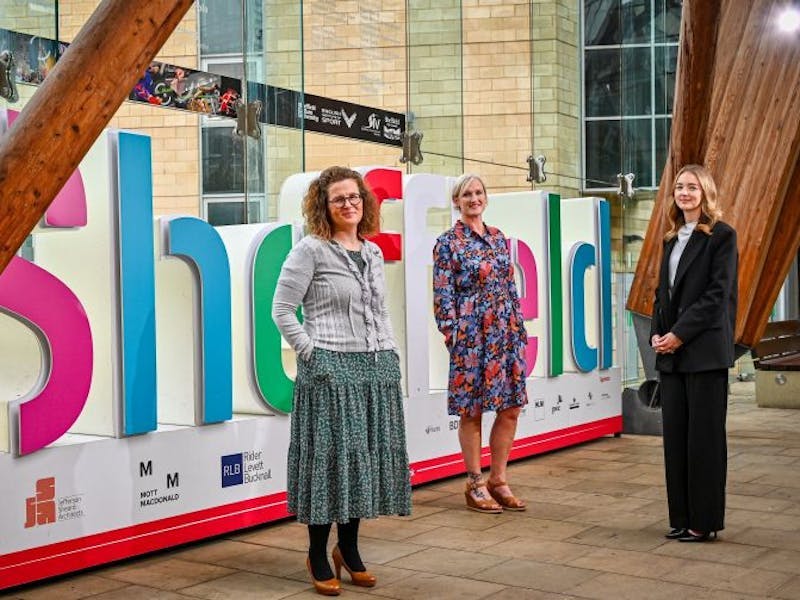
[271,235,398,360]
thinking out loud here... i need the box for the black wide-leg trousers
[660,369,728,532]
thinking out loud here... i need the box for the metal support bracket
[617,172,635,199]
[527,154,546,183]
[0,50,19,103]
[400,130,423,165]
[233,99,262,140]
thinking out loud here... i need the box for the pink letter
[0,257,93,455]
[6,109,87,228]
[509,238,538,376]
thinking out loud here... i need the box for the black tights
[307,518,365,580]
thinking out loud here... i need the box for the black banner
[1,28,404,147]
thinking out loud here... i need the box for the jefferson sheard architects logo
[24,477,84,528]
[221,450,271,488]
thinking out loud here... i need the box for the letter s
[0,257,93,455]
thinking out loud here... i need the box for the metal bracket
[617,172,635,199]
[400,130,423,165]
[526,154,547,183]
[0,50,19,103]
[233,99,262,140]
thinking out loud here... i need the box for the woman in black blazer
[650,164,738,543]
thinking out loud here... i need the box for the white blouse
[668,220,697,297]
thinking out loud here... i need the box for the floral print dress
[433,220,528,416]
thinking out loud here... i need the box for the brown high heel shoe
[486,479,526,511]
[465,478,503,513]
[306,557,341,596]
[332,545,377,587]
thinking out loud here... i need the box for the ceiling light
[777,7,800,33]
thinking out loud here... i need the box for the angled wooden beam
[626,0,722,320]
[0,0,194,274]
[626,0,800,348]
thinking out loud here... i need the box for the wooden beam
[0,0,194,274]
[626,0,722,318]
[626,0,800,348]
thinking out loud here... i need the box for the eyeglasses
[328,193,363,208]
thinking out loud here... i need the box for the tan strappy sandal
[486,479,526,511]
[464,478,503,513]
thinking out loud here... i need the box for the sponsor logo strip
[0,493,290,589]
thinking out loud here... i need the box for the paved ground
[4,381,800,599]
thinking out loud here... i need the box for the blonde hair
[451,173,487,208]
[664,164,723,241]
[302,166,379,239]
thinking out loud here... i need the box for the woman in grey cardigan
[272,166,411,596]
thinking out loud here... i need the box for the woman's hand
[652,332,683,354]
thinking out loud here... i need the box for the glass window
[654,0,683,43]
[585,48,620,118]
[199,0,243,55]
[654,44,677,114]
[655,116,671,176]
[622,47,652,116]
[585,119,620,188]
[207,200,261,226]
[622,118,653,187]
[583,0,680,190]
[584,0,621,46]
[199,0,263,56]
[622,0,652,43]
[201,126,263,195]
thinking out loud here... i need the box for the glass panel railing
[261,0,303,221]
[198,0,249,224]
[1,0,59,108]
[407,0,462,176]
[299,0,407,173]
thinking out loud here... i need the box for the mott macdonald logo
[138,460,180,508]
[24,477,84,528]
[221,450,272,488]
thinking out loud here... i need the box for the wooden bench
[752,320,800,408]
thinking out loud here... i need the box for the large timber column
[627,0,800,347]
[0,0,195,274]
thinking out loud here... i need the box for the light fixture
[777,7,800,33]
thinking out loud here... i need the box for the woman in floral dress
[433,174,528,513]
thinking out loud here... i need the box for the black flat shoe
[664,527,688,539]
[677,529,717,543]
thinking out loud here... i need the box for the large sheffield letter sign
[0,126,620,589]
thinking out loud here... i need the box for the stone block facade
[5,0,584,216]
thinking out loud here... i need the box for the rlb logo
[221,454,243,488]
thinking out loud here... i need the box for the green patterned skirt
[287,348,412,524]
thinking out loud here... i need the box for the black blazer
[650,220,738,373]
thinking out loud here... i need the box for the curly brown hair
[302,166,380,239]
[664,164,723,240]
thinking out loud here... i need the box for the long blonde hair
[664,164,723,241]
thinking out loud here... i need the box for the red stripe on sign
[1,416,622,590]
[409,416,622,485]
[0,492,290,589]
